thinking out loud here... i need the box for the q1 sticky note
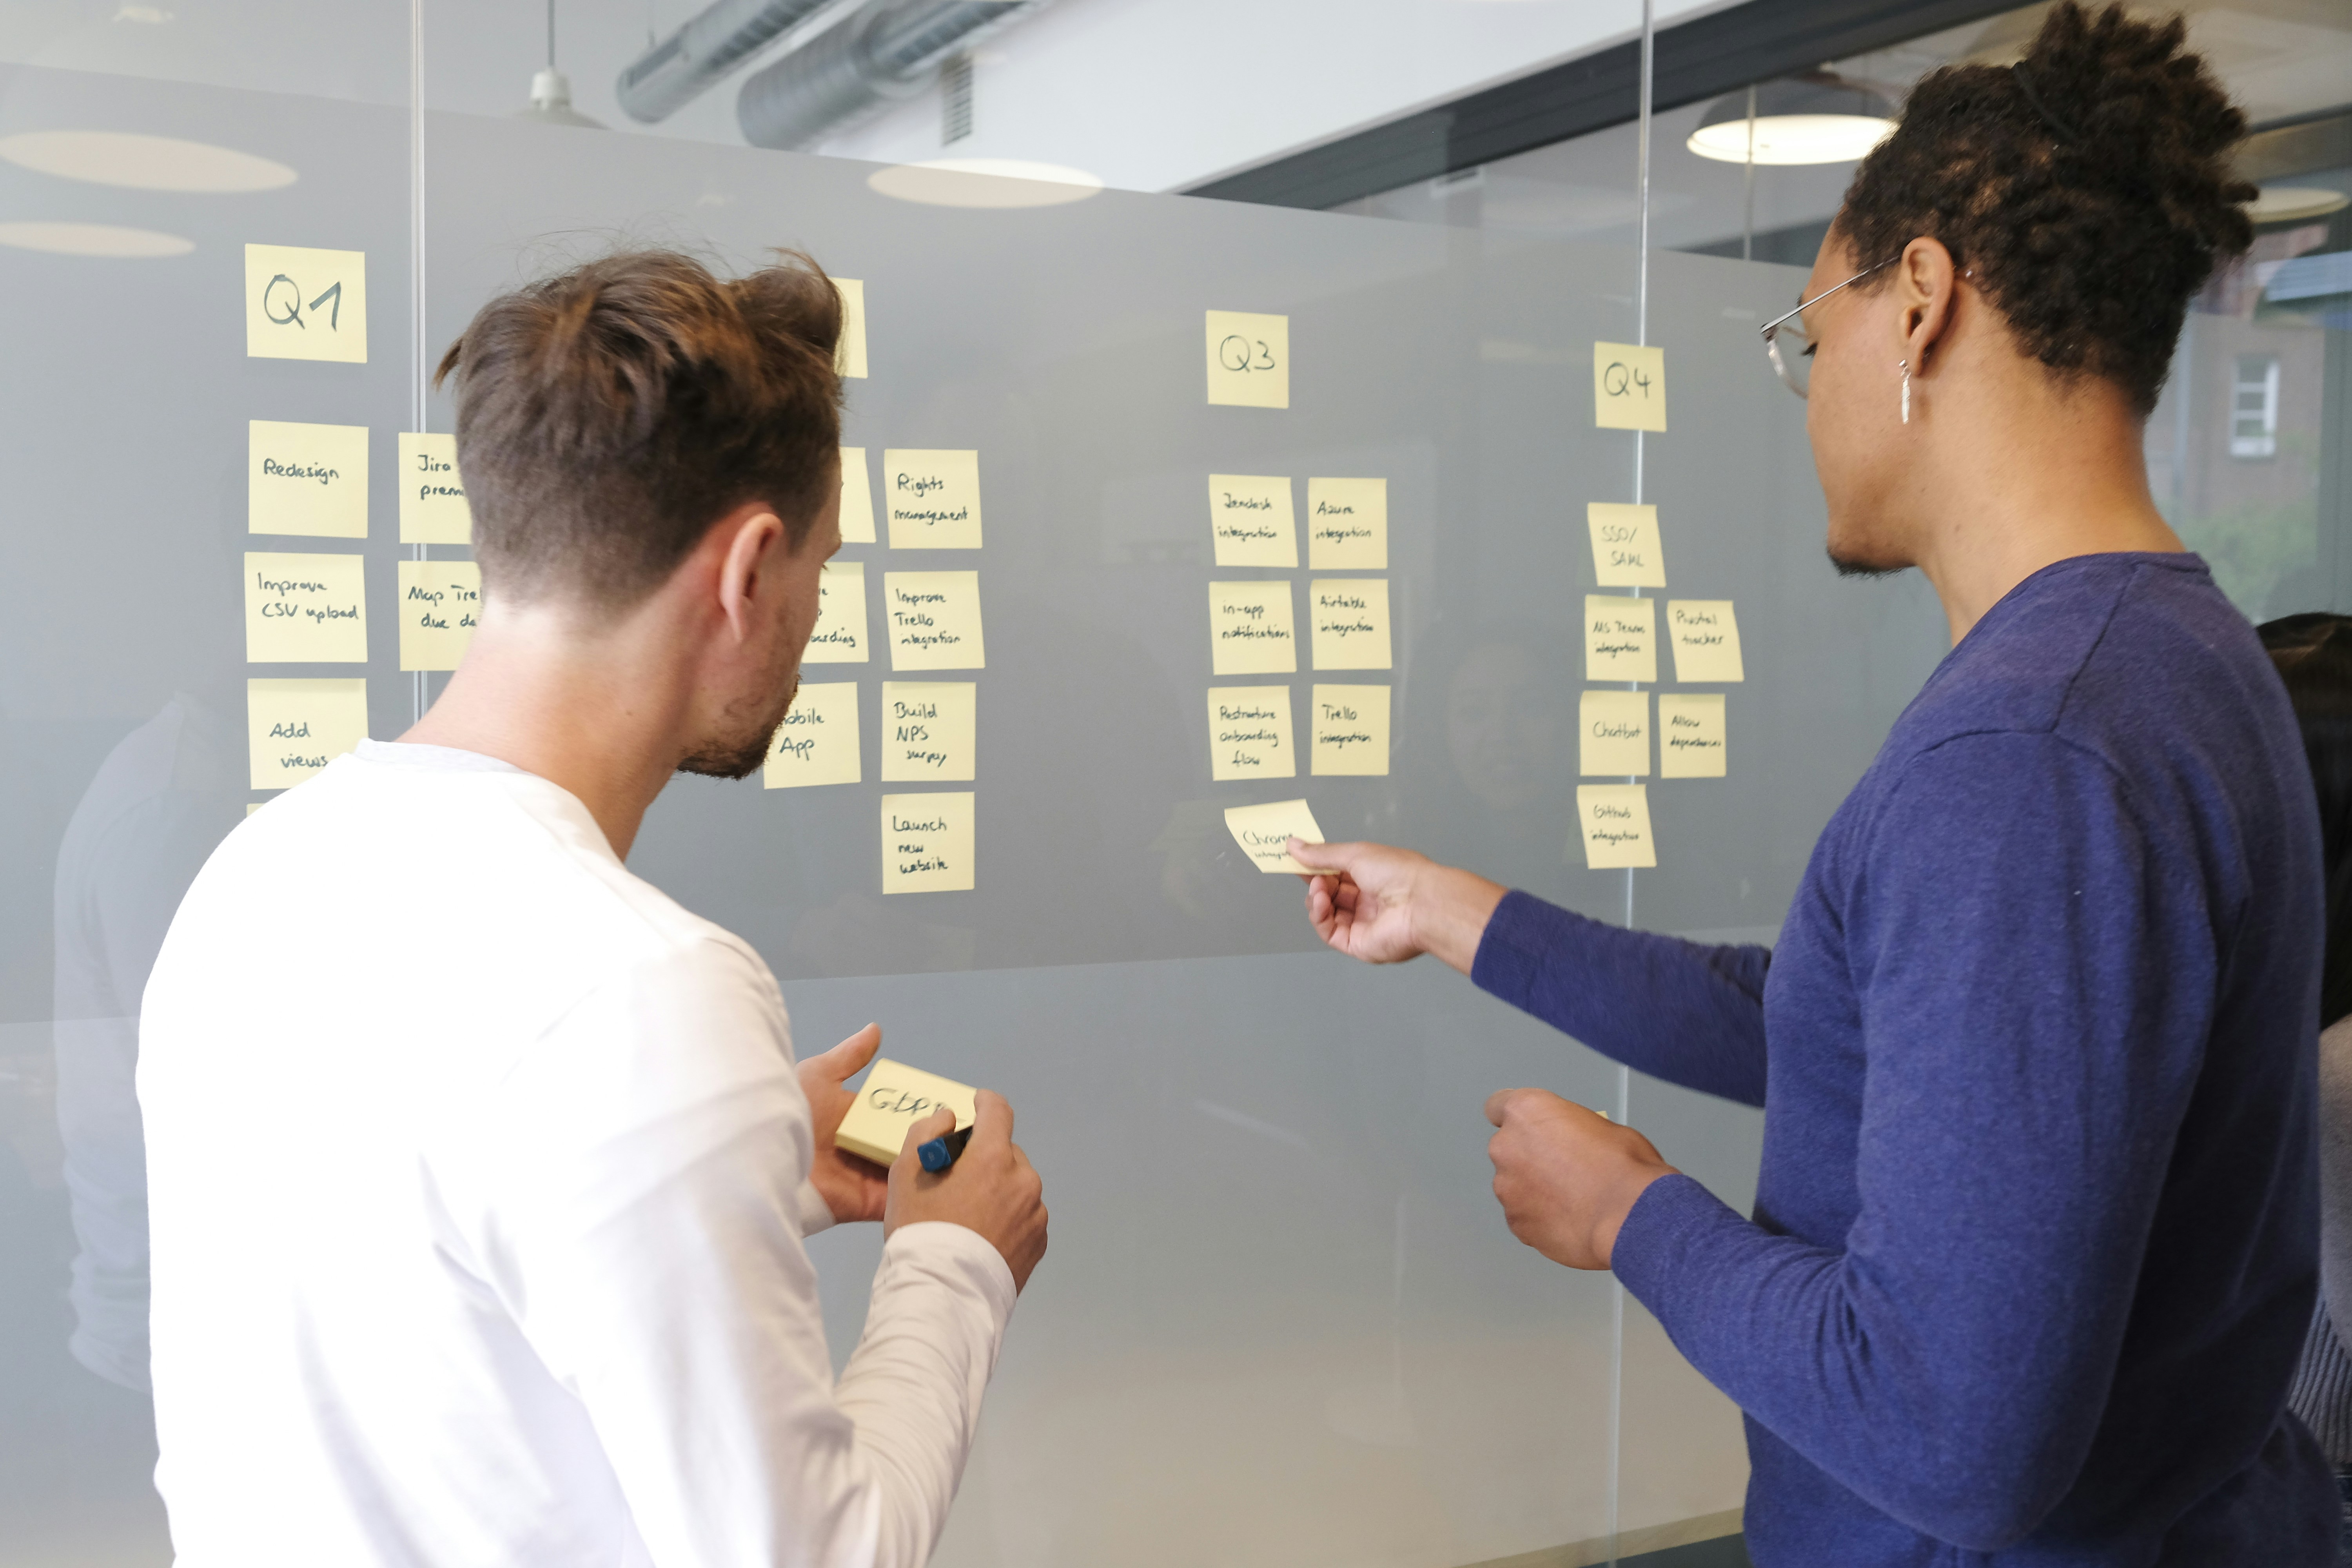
[835,278,867,379]
[881,792,975,893]
[1593,341,1666,432]
[1585,595,1656,682]
[839,447,876,544]
[245,552,367,663]
[1210,581,1297,675]
[1206,309,1289,408]
[1659,692,1727,779]
[1310,684,1389,776]
[247,677,367,789]
[884,449,982,550]
[806,561,870,663]
[246,243,366,362]
[397,560,480,671]
[1309,579,1391,671]
[881,682,976,782]
[1581,689,1650,776]
[1588,503,1665,588]
[766,681,860,788]
[1667,600,1744,682]
[249,420,368,537]
[1306,477,1386,570]
[835,1058,977,1166]
[398,432,472,544]
[884,571,984,670]
[1208,686,1294,780]
[1223,797,1325,873]
[1207,475,1296,567]
[1577,784,1657,868]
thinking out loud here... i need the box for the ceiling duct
[737,0,1038,151]
[615,0,837,125]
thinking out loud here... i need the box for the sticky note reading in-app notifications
[250,420,368,537]
[246,244,366,362]
[1588,503,1665,588]
[835,278,868,379]
[1311,684,1389,777]
[1586,595,1656,682]
[245,552,367,663]
[839,447,876,544]
[1208,686,1294,780]
[806,561,869,663]
[1210,581,1296,675]
[881,792,975,893]
[1207,474,1295,568]
[835,1059,976,1166]
[884,572,985,670]
[1659,692,1727,779]
[1306,477,1386,570]
[397,560,480,671]
[1578,784,1657,868]
[1206,310,1289,408]
[766,682,861,788]
[881,682,977,782]
[1223,797,1325,873]
[398,432,472,544]
[1580,689,1650,776]
[1667,599,1745,682]
[1309,579,1391,670]
[884,449,982,550]
[247,677,367,789]
[1593,341,1666,432]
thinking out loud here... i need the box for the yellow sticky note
[1223,797,1325,873]
[245,243,366,363]
[1593,341,1665,432]
[398,432,472,544]
[247,677,367,789]
[1585,595,1656,682]
[766,681,861,788]
[1210,580,1297,675]
[881,792,975,893]
[1306,477,1386,570]
[1309,578,1392,671]
[397,560,481,671]
[1310,684,1389,777]
[249,420,367,538]
[1588,503,1666,588]
[1578,783,1657,868]
[835,278,868,379]
[884,571,985,670]
[1206,309,1288,408]
[839,447,876,544]
[245,552,366,663]
[1208,474,1296,568]
[1208,686,1294,780]
[1580,689,1650,776]
[1667,599,1744,682]
[835,1058,976,1165]
[881,681,976,782]
[806,561,870,664]
[1659,692,1727,779]
[883,449,982,550]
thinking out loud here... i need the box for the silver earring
[1900,359,1911,425]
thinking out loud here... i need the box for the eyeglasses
[1759,256,1897,398]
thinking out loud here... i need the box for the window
[2231,354,2281,459]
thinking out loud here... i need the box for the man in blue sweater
[1291,8,2335,1562]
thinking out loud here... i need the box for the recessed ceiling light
[1688,74,1897,167]
[0,220,192,257]
[0,130,294,192]
[2247,186,2351,224]
[866,159,1104,209]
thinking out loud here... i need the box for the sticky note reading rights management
[766,682,860,788]
[835,1058,977,1166]
[249,420,368,537]
[1223,797,1325,873]
[1208,474,1296,567]
[1588,503,1665,588]
[1578,783,1657,868]
[884,449,982,550]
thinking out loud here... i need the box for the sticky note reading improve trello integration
[835,1059,978,1166]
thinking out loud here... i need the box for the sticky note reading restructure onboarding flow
[1578,784,1657,868]
[835,278,868,379]
[1593,341,1666,432]
[1306,477,1386,570]
[245,552,366,663]
[247,677,367,789]
[884,572,984,670]
[1659,692,1727,779]
[1588,503,1666,588]
[1223,797,1325,874]
[1666,600,1744,682]
[766,682,861,788]
[838,447,876,544]
[249,420,368,537]
[397,560,480,671]
[1585,595,1656,683]
[1580,689,1650,776]
[881,792,975,893]
[398,432,472,544]
[245,244,366,363]
[1209,581,1296,675]
[1206,310,1288,408]
[1310,684,1389,776]
[806,561,870,663]
[884,449,982,550]
[1207,686,1294,780]
[835,1058,977,1166]
[880,682,976,782]
[1207,475,1296,567]
[1309,579,1391,671]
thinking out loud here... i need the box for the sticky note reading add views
[766,682,860,789]
[806,561,870,663]
[882,792,975,894]
[884,449,982,550]
[397,560,480,671]
[1207,310,1288,408]
[246,244,365,363]
[1593,341,1665,432]
[1586,595,1656,683]
[1588,503,1665,588]
[1310,579,1391,671]
[248,677,367,789]
[835,1058,976,1166]
[884,571,984,670]
[1668,600,1744,682]
[1307,477,1386,570]
[1210,581,1296,676]
[1224,797,1325,873]
[250,421,367,537]
[1311,684,1389,777]
[1208,474,1296,568]
[881,682,976,782]
[1581,689,1650,776]
[1208,686,1294,781]
[1659,692,1727,779]
[1578,783,1657,869]
[245,552,366,663]
[399,432,472,544]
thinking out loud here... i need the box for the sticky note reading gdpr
[835,1058,977,1166]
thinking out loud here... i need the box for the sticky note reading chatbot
[836,1058,978,1166]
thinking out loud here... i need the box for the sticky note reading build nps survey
[881,682,976,782]
[246,243,366,363]
[1593,341,1665,432]
[835,1058,978,1166]
[835,278,867,379]
[245,552,367,664]
[1667,600,1745,682]
[1311,684,1390,777]
[1659,692,1727,779]
[1208,474,1296,568]
[882,792,975,893]
[1210,581,1296,675]
[1588,503,1666,588]
[249,421,367,538]
[1310,579,1392,670]
[1578,784,1657,868]
[1586,595,1657,683]
[399,432,472,544]
[1581,689,1650,776]
[839,447,876,544]
[1206,310,1289,408]
[884,572,985,670]
[397,560,480,671]
[247,677,368,789]
[766,682,860,788]
[805,561,869,663]
[884,450,982,550]
[1208,686,1294,780]
[1307,477,1386,570]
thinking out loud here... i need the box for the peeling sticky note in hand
[1223,797,1326,874]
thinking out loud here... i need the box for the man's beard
[1826,546,1905,579]
[679,669,800,781]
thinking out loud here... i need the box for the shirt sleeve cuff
[794,1179,838,1238]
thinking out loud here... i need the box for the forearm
[1406,863,1509,974]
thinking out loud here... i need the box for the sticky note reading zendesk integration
[1588,503,1665,588]
[397,560,480,671]
[1578,783,1657,868]
[1207,474,1296,567]
[1659,692,1727,779]
[835,278,868,379]
[1209,580,1296,675]
[1585,595,1656,682]
[249,420,368,537]
[884,449,982,550]
[1580,689,1650,776]
[881,682,976,782]
[884,571,984,670]
[1306,477,1386,570]
[398,432,472,544]
[839,447,876,544]
[1667,599,1744,682]
[1206,309,1289,408]
[1207,686,1294,780]
[806,561,870,663]
[245,243,366,363]
[247,677,367,789]
[881,792,975,893]
[1310,684,1389,776]
[766,681,860,788]
[1309,578,1392,670]
[245,552,367,663]
[835,1058,977,1166]
[1593,341,1666,432]
[1223,797,1325,873]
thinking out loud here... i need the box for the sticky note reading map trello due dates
[835,1059,977,1167]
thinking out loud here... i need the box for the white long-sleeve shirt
[138,741,1015,1566]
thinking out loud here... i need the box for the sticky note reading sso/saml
[1311,684,1389,776]
[835,278,868,379]
[1310,579,1391,670]
[1210,581,1296,675]
[1306,477,1386,570]
[1581,689,1650,776]
[1577,783,1657,868]
[806,561,870,663]
[398,560,480,671]
[1223,797,1326,874]
[1667,600,1744,682]
[835,1058,977,1166]
[884,571,984,670]
[1585,595,1655,682]
[766,681,861,788]
[245,243,366,363]
[1206,310,1288,408]
[1588,503,1665,588]
[1208,686,1294,780]
[884,449,982,550]
[1659,691,1727,779]
[1207,474,1295,567]
[398,432,472,544]
[1593,341,1665,432]
[247,677,367,789]
[245,552,367,663]
[249,420,368,537]
[838,447,876,544]
[881,681,976,782]
[881,792,975,893]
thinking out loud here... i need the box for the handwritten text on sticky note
[1210,580,1297,675]
[1223,797,1325,873]
[881,792,975,893]
[766,681,861,788]
[397,560,480,671]
[881,681,976,782]
[249,420,367,538]
[1307,477,1387,570]
[245,552,367,664]
[246,243,365,363]
[1209,686,1294,780]
[1659,692,1726,779]
[1588,503,1665,588]
[247,677,367,789]
[835,1058,976,1165]
[884,449,982,550]
[1208,474,1296,568]
[1207,310,1289,408]
[1593,341,1665,432]
[1667,599,1744,682]
[1580,689,1650,776]
[1310,578,1392,671]
[398,432,472,544]
[885,571,985,670]
[839,447,876,544]
[1586,595,1656,682]
[1311,684,1389,777]
[807,561,870,663]
[1578,783,1657,868]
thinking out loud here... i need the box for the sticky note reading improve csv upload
[1667,600,1744,682]
[835,278,868,379]
[246,243,366,363]
[398,432,472,544]
[881,682,976,782]
[806,561,870,663]
[1210,581,1296,675]
[884,571,985,670]
[1206,310,1289,408]
[835,1058,976,1166]
[1588,503,1666,588]
[249,420,368,538]
[884,449,982,550]
[1586,595,1655,682]
[1581,689,1650,776]
[1208,474,1296,568]
[881,792,975,894]
[1311,684,1389,776]
[766,681,860,788]
[839,447,876,544]
[1307,477,1386,570]
[1659,692,1727,779]
[247,677,367,789]
[245,552,367,663]
[397,560,480,671]
[1310,579,1391,671]
[1208,686,1294,780]
[1593,341,1665,432]
[1223,797,1325,874]
[1578,783,1657,868]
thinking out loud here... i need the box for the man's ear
[1896,236,1959,372]
[714,504,786,644]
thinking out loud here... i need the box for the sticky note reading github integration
[247,677,367,789]
[1667,600,1744,682]
[835,278,868,379]
[1306,477,1386,570]
[881,682,976,782]
[249,420,367,537]
[884,571,985,670]
[1578,784,1657,868]
[398,432,472,544]
[1208,686,1294,780]
[1588,503,1665,588]
[245,552,366,663]
[838,447,876,543]
[1585,595,1656,682]
[766,682,861,788]
[884,449,982,550]
[1310,684,1389,776]
[245,243,365,363]
[1580,689,1650,776]
[1207,474,1296,567]
[835,1058,978,1166]
[1223,797,1325,874]
[397,560,480,671]
[806,561,870,663]
[1659,692,1727,778]
[1592,341,1666,432]
[1206,309,1289,408]
[881,792,975,893]
[1309,579,1391,670]
[1210,581,1297,675]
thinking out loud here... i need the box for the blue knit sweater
[1473,554,2336,1563]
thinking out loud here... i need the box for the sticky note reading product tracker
[1207,475,1296,568]
[397,560,480,671]
[1210,581,1297,675]
[835,1058,978,1166]
[245,552,367,663]
[1309,579,1392,670]
[881,682,976,782]
[1208,686,1294,780]
[249,420,368,537]
[1306,477,1386,570]
[1667,600,1745,682]
[247,677,367,789]
[1578,783,1657,868]
[1206,310,1289,408]
[1585,595,1657,683]
[245,243,366,362]
[884,571,984,670]
[835,278,868,379]
[1588,503,1666,588]
[1593,341,1666,432]
[1659,692,1727,779]
[398,432,472,544]
[806,561,870,663]
[839,447,876,544]
[1581,689,1651,776]
[1224,797,1325,873]
[1310,684,1389,776]
[884,449,982,550]
[881,792,975,893]
[766,682,861,788]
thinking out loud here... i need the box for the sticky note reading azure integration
[1208,686,1293,780]
[1588,503,1666,588]
[398,433,472,544]
[881,682,977,782]
[835,1059,977,1166]
[1210,581,1296,675]
[1578,784,1657,868]
[1307,477,1386,570]
[245,552,366,663]
[1586,595,1656,682]
[1223,797,1325,874]
[885,571,984,670]
[1311,684,1389,777]
[1206,310,1288,408]
[397,560,480,671]
[766,682,860,789]
[1593,341,1665,431]
[1667,599,1744,682]
[806,561,869,663]
[246,244,365,362]
[884,449,982,550]
[247,677,367,789]
[249,421,367,537]
[881,792,975,894]
[1659,692,1727,779]
[1208,474,1296,568]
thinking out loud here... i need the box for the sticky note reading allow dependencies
[884,449,982,550]
[766,682,861,788]
[249,420,367,537]
[1659,693,1727,779]
[1208,474,1296,567]
[1206,310,1289,408]
[1577,785,1657,868]
[1207,687,1294,780]
[1592,341,1665,432]
[245,244,366,363]
[247,678,367,789]
[1588,503,1666,588]
[1223,798,1326,873]
[245,552,366,663]
[881,793,975,893]
[397,560,480,671]
[835,1059,977,1165]
[398,433,472,544]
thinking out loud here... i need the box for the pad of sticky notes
[1224,797,1325,873]
[835,1058,977,1166]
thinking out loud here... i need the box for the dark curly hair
[1836,1,2255,415]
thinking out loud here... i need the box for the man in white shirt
[137,250,1047,1566]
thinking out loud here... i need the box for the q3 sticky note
[1310,684,1389,776]
[881,682,976,782]
[1585,595,1656,682]
[1659,692,1727,779]
[1588,503,1665,588]
[806,561,870,663]
[1306,477,1386,570]
[1580,689,1650,776]
[835,1058,977,1166]
[884,571,984,670]
[884,449,982,549]
[1593,341,1665,431]
[835,278,868,379]
[1206,310,1288,408]
[839,447,877,544]
[249,420,368,537]
[881,792,975,893]
[245,552,367,663]
[1223,797,1325,873]
[766,682,860,788]
[1309,579,1392,671]
[1577,784,1657,868]
[1207,474,1296,568]
[397,560,480,671]
[1208,686,1294,781]
[1210,581,1297,675]
[1667,599,1744,682]
[398,432,472,544]
[247,677,367,789]
[246,244,365,362]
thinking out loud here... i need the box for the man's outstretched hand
[797,1023,892,1224]
[1484,1088,1678,1270]
[1288,838,1508,974]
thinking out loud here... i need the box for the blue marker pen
[917,1125,973,1172]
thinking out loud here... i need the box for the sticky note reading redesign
[1223,797,1325,874]
[1578,784,1657,868]
[1593,341,1666,432]
[881,682,976,782]
[835,278,868,379]
[1588,503,1666,588]
[1206,309,1289,408]
[1580,689,1651,776]
[398,432,472,544]
[247,677,367,789]
[1309,578,1391,670]
[884,449,982,550]
[838,447,876,544]
[881,792,975,893]
[245,243,366,362]
[1311,684,1389,776]
[1585,595,1656,682]
[1306,477,1386,570]
[1659,692,1727,778]
[1210,581,1297,675]
[766,682,860,788]
[1208,686,1294,780]
[1207,474,1296,567]
[397,560,480,671]
[806,561,870,663]
[249,420,367,537]
[884,571,985,670]
[835,1058,977,1166]
[245,552,367,663]
[1667,599,1744,682]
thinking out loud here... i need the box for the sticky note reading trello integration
[1210,581,1296,675]
[1585,595,1656,682]
[766,682,860,788]
[398,432,472,544]
[1581,689,1650,776]
[1306,477,1386,570]
[834,1059,977,1166]
[881,792,975,893]
[806,561,870,663]
[1206,309,1289,408]
[1207,686,1294,780]
[1667,599,1744,682]
[1310,684,1389,776]
[247,677,367,789]
[838,447,876,544]
[1593,341,1666,431]
[1207,474,1296,567]
[835,278,868,379]
[881,682,976,782]
[1659,692,1727,779]
[884,571,984,670]
[245,243,366,363]
[1587,503,1665,588]
[1223,797,1326,873]
[249,420,367,537]
[1577,783,1657,868]
[884,449,982,550]
[397,560,480,671]
[1309,579,1391,670]
[245,552,367,663]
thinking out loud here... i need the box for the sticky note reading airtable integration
[247,677,368,790]
[835,1058,977,1166]
[806,561,870,663]
[881,682,976,782]
[881,792,975,894]
[1659,692,1727,779]
[835,278,868,379]
[1209,581,1296,675]
[398,432,472,544]
[249,420,368,537]
[1578,783,1657,868]
[1667,599,1744,682]
[884,449,982,550]
[884,571,985,670]
[1309,579,1391,670]
[245,243,366,363]
[1580,689,1650,776]
[397,560,480,671]
[1592,341,1666,432]
[1206,309,1289,408]
[1585,595,1656,682]
[1306,477,1386,570]
[1311,684,1389,776]
[838,447,876,544]
[766,682,860,788]
[245,552,367,663]
[1207,474,1296,567]
[1588,503,1666,588]
[1207,686,1294,780]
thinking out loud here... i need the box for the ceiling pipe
[615,0,838,125]
[737,0,1039,151]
